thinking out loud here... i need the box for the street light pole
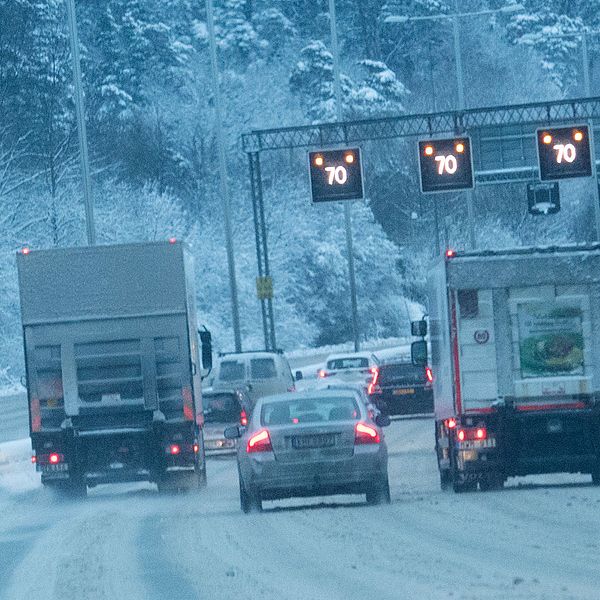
[328,0,361,352]
[206,0,243,352]
[452,0,476,249]
[65,0,95,246]
[580,33,600,242]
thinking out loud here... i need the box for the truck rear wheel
[439,469,452,491]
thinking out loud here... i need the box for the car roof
[325,352,378,362]
[255,389,361,405]
[218,351,283,361]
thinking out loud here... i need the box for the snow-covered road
[1,417,599,600]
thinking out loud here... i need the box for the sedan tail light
[240,408,248,426]
[354,422,380,445]
[318,369,329,378]
[367,367,381,395]
[246,429,273,453]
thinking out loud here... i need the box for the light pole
[328,0,361,352]
[65,0,95,245]
[206,0,243,352]
[385,3,523,250]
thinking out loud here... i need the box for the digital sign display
[418,137,474,193]
[536,125,592,181]
[308,148,364,203]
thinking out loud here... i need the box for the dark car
[369,361,433,416]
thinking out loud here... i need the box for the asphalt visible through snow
[1,415,599,600]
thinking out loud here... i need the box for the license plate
[42,463,69,472]
[292,434,336,449]
[393,388,415,395]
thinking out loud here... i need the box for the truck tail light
[456,427,487,442]
[49,452,62,464]
[168,444,181,455]
[445,417,457,429]
[246,429,272,453]
[354,422,380,445]
[193,443,199,454]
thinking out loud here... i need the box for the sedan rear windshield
[326,357,369,370]
[218,361,245,381]
[204,393,241,423]
[380,363,425,383]
[261,396,360,426]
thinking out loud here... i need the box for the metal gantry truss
[243,96,600,350]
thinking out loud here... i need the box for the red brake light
[355,422,380,445]
[21,247,30,255]
[193,443,199,454]
[169,444,181,455]
[425,367,433,383]
[367,367,380,395]
[49,452,60,464]
[247,429,272,453]
[240,408,248,426]
[318,369,328,378]
[457,427,487,441]
[445,249,456,258]
[31,455,37,464]
[169,237,177,244]
[446,418,457,429]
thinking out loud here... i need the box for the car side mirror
[294,370,303,381]
[224,425,244,440]
[375,413,391,428]
[411,340,428,366]
[411,319,427,337]
[198,328,213,371]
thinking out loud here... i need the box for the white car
[316,352,380,392]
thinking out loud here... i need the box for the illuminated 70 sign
[536,125,592,181]
[418,137,474,193]
[308,148,364,203]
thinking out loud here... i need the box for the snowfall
[1,353,599,600]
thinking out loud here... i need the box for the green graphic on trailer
[517,304,584,378]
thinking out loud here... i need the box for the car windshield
[261,396,360,425]
[250,358,277,379]
[218,360,245,381]
[203,393,241,423]
[327,357,369,370]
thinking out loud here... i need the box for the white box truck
[17,241,212,496]
[414,244,600,492]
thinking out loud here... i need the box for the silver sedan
[225,390,391,513]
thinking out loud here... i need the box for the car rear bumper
[241,448,388,499]
[375,387,433,416]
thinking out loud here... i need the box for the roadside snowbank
[0,437,39,493]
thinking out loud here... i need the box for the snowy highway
[1,415,599,600]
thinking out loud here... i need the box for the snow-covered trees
[289,41,408,121]
[1,0,598,382]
